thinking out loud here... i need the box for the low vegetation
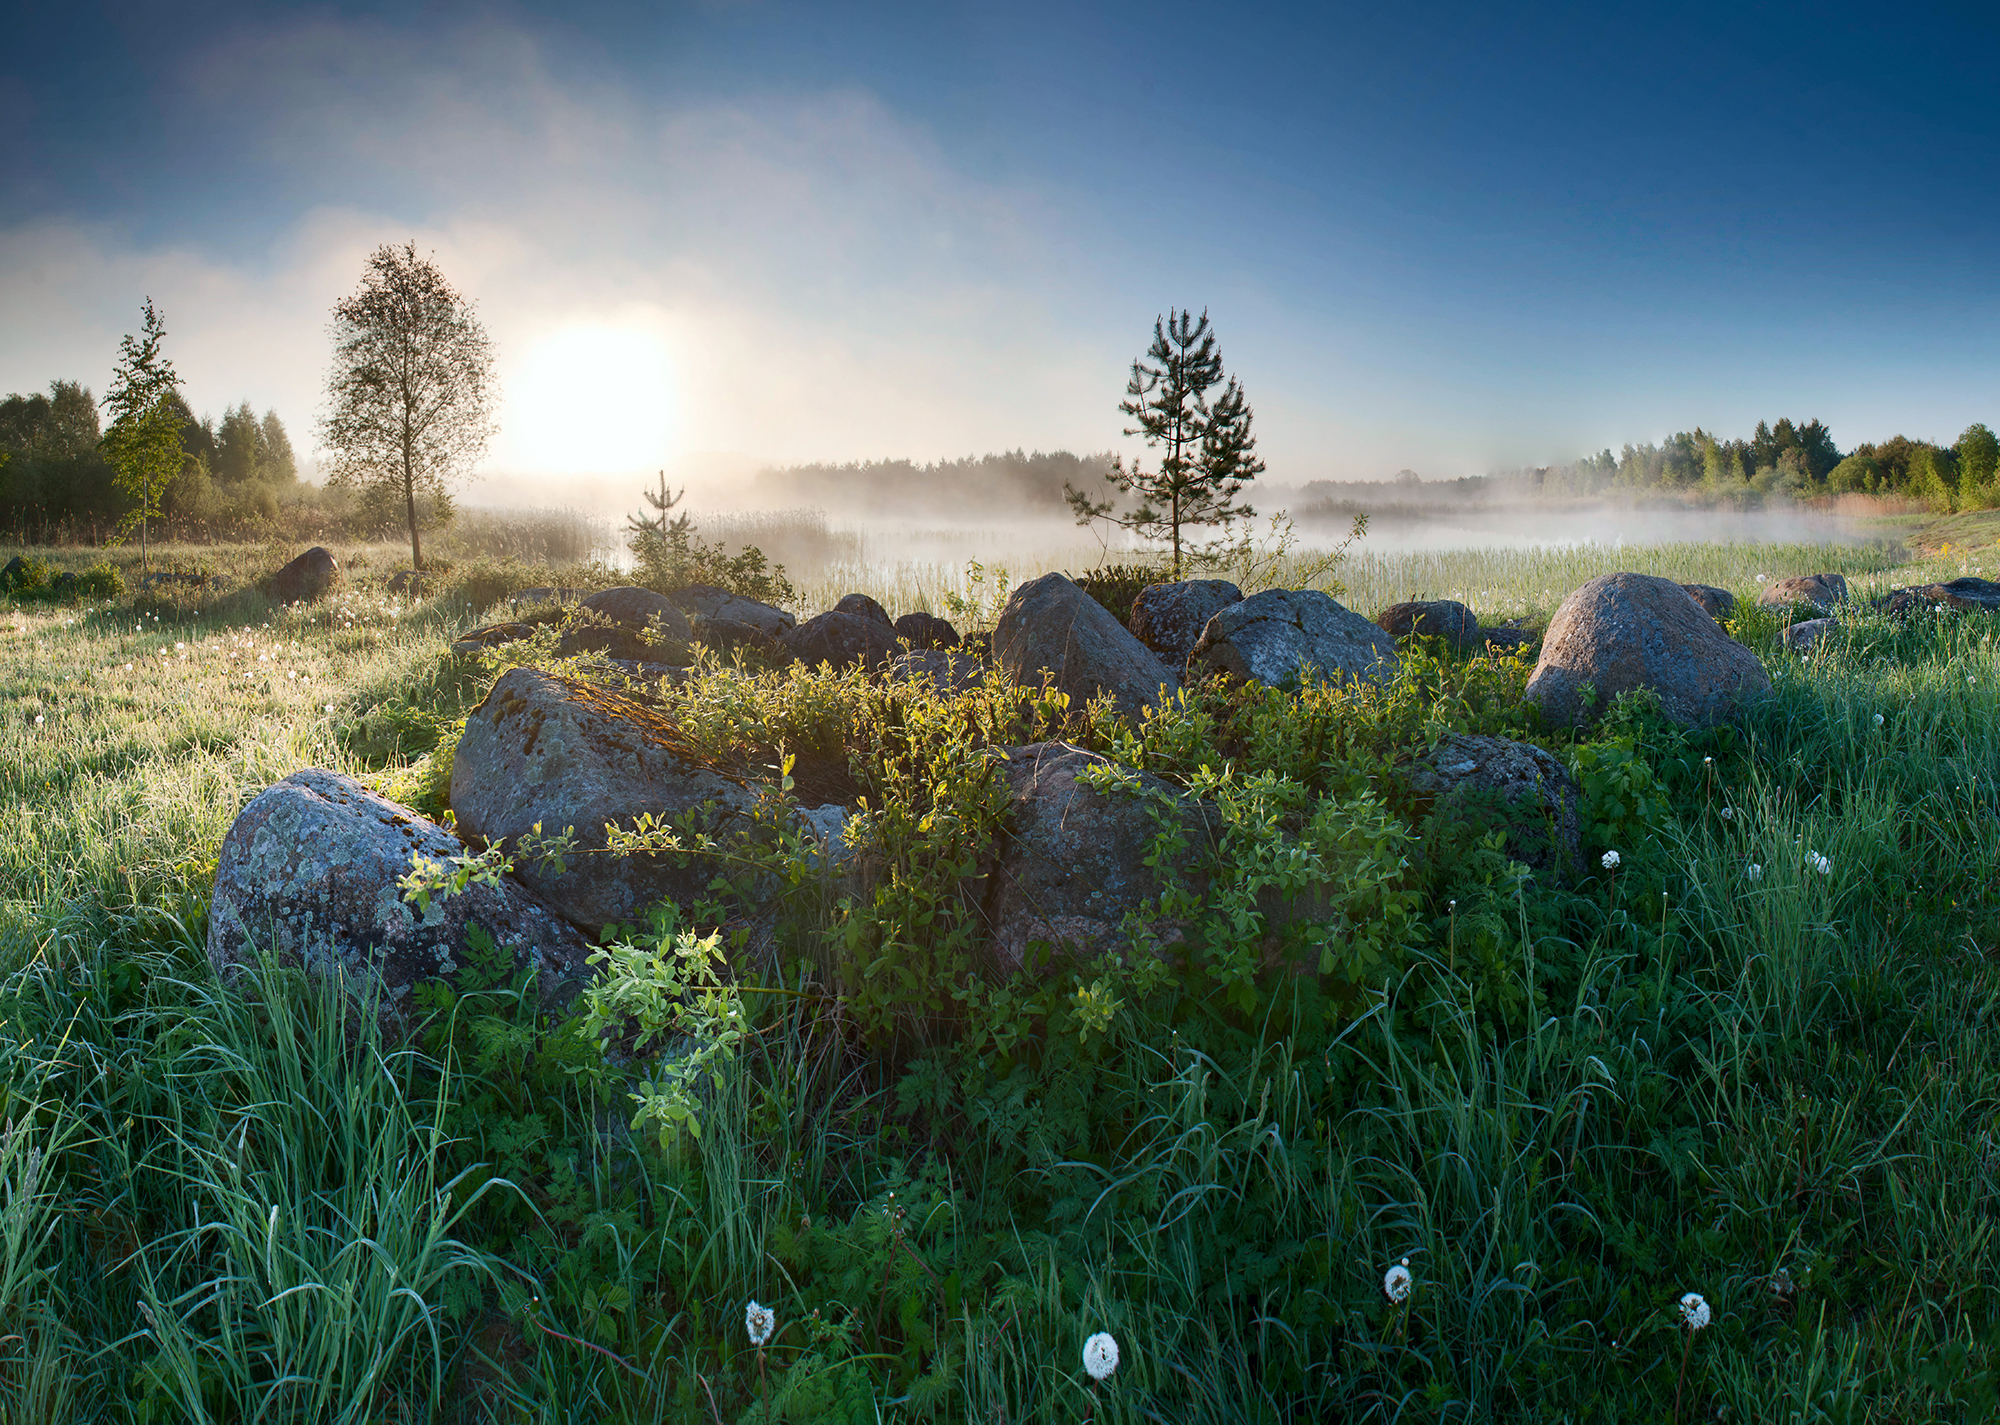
[1,529,1999,1421]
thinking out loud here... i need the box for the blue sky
[3,0,1996,493]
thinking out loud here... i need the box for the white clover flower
[1384,1259,1413,1303]
[1679,1292,1711,1330]
[1747,863,1763,881]
[1601,849,1620,870]
[1082,1332,1120,1381]
[745,1299,774,1346]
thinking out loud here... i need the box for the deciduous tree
[99,298,184,571]
[319,242,497,573]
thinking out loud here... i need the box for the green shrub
[1070,561,1169,626]
[76,563,123,599]
[0,555,52,595]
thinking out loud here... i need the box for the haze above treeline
[4,373,1996,547]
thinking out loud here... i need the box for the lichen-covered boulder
[1405,734,1581,880]
[450,667,757,933]
[1757,574,1848,612]
[1782,617,1839,652]
[1526,572,1770,729]
[268,547,339,605]
[1128,579,1243,669]
[669,584,796,639]
[579,586,694,642]
[1376,599,1481,651]
[207,770,595,1036]
[1881,577,2000,618]
[992,572,1179,714]
[1190,588,1397,689]
[978,743,1211,977]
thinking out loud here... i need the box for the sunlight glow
[505,324,677,474]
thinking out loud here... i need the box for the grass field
[3,526,2000,1421]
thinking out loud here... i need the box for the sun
[505,324,676,474]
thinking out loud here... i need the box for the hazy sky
[4,1,1997,497]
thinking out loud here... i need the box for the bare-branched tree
[319,242,497,572]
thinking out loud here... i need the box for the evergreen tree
[1066,308,1263,577]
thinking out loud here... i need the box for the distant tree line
[1503,416,2000,510]
[0,379,301,543]
[751,449,1115,517]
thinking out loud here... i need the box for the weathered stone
[1526,572,1770,729]
[1757,573,1848,611]
[1376,599,1481,651]
[207,769,595,1037]
[451,621,536,656]
[887,649,985,695]
[833,593,894,628]
[387,569,437,597]
[992,572,1179,714]
[893,611,961,650]
[0,556,25,589]
[1190,588,1398,689]
[1405,734,1581,879]
[1682,584,1735,620]
[785,611,900,670]
[268,547,339,604]
[449,667,757,934]
[579,586,694,642]
[687,617,792,663]
[1782,617,1839,652]
[1881,577,2000,618]
[1477,627,1537,653]
[668,584,796,639]
[509,586,588,611]
[979,743,1211,977]
[1128,579,1243,669]
[556,620,693,665]
[49,571,78,598]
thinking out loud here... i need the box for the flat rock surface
[207,769,595,1035]
[1526,571,1770,728]
[450,666,757,933]
[1190,588,1398,689]
[1881,577,2000,617]
[1128,579,1243,670]
[992,572,1179,714]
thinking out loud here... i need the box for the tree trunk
[405,469,422,574]
[141,474,150,573]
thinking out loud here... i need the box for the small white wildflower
[1601,849,1621,870]
[1384,1259,1413,1303]
[1082,1332,1120,1381]
[1679,1292,1711,1330]
[1747,863,1763,881]
[1874,713,1884,727]
[1810,852,1832,875]
[1703,755,1712,765]
[34,715,44,725]
[1756,574,1767,583]
[1719,807,1733,821]
[745,1299,774,1347]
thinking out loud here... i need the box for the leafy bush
[0,555,52,595]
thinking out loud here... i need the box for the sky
[3,0,1998,502]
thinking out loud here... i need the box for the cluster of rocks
[209,560,1916,1033]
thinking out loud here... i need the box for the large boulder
[1757,574,1848,612]
[1190,588,1398,689]
[669,584,796,639]
[451,621,536,657]
[449,667,758,934]
[1128,580,1243,669]
[1404,734,1581,880]
[1782,617,1839,653]
[1525,572,1770,729]
[207,770,595,1036]
[992,572,1179,714]
[893,611,961,650]
[687,617,793,664]
[887,649,984,696]
[978,743,1212,977]
[509,586,588,611]
[268,547,339,604]
[579,586,694,642]
[784,611,900,670]
[1376,599,1481,651]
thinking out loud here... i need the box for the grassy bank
[1,537,1997,1421]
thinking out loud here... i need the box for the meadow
[1,518,1999,1421]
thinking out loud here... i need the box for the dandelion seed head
[1747,863,1763,881]
[745,1299,775,1346]
[1083,1332,1120,1380]
[1384,1262,1413,1303]
[1601,849,1620,870]
[1679,1292,1711,1330]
